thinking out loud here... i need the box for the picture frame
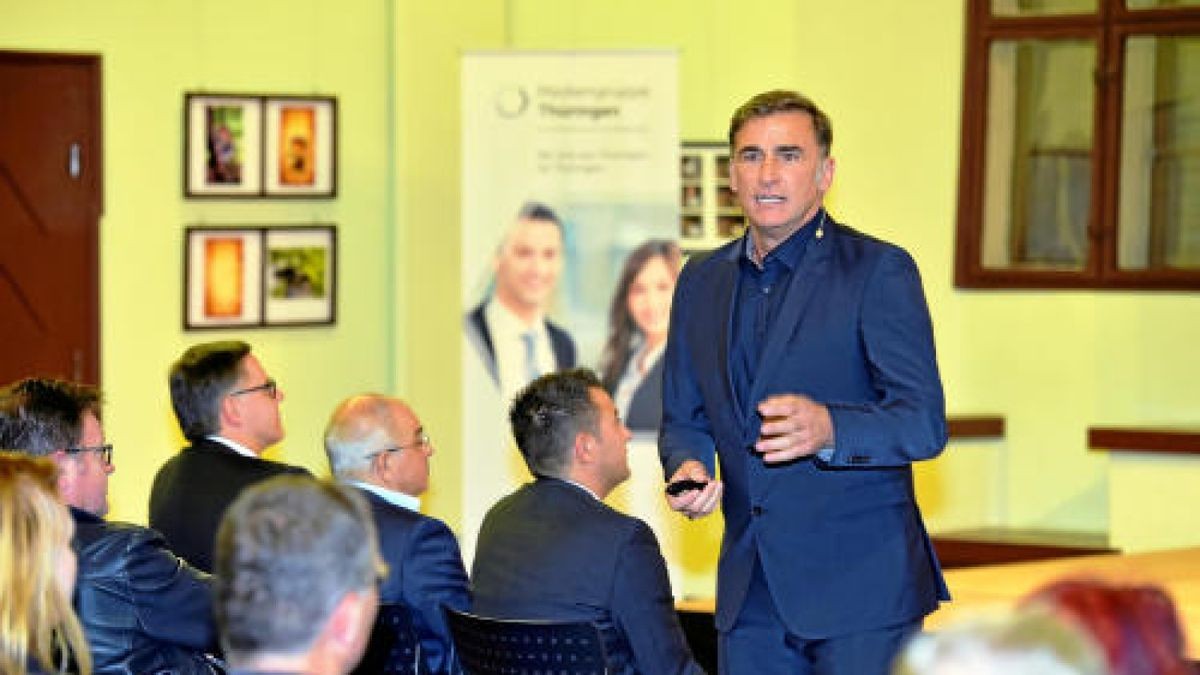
[263,96,337,197]
[262,225,337,326]
[184,94,264,197]
[183,226,265,328]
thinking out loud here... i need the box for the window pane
[991,0,1096,16]
[982,39,1095,270]
[1126,0,1200,9]
[1119,35,1200,270]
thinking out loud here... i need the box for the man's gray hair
[323,394,398,479]
[214,475,382,662]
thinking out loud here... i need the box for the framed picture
[262,225,337,326]
[184,227,264,328]
[184,94,264,197]
[263,96,337,197]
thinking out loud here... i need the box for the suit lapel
[709,248,744,423]
[746,221,834,410]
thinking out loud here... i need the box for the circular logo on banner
[494,85,529,119]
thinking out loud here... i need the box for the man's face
[380,401,432,497]
[228,354,285,450]
[493,218,564,314]
[57,411,113,517]
[729,111,834,242]
[587,387,631,491]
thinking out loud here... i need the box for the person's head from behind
[893,608,1109,675]
[492,201,565,319]
[324,394,435,497]
[509,368,631,498]
[600,240,682,389]
[0,452,90,675]
[169,340,285,453]
[215,475,383,675]
[1022,578,1191,675]
[0,378,111,517]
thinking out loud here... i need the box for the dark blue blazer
[149,437,311,573]
[464,302,576,386]
[471,478,703,675]
[354,487,469,674]
[659,219,950,639]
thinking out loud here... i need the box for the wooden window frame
[955,0,1200,290]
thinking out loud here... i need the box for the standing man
[465,201,576,403]
[660,90,949,674]
[324,394,470,675]
[472,369,703,675]
[215,476,384,675]
[151,340,310,573]
[0,378,218,675]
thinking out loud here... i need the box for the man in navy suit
[465,202,576,403]
[660,90,950,674]
[472,369,703,675]
[151,341,310,573]
[324,393,470,674]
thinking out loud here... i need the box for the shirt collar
[742,207,826,272]
[485,296,545,335]
[206,435,258,458]
[352,480,421,512]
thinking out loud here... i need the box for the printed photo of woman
[598,239,682,432]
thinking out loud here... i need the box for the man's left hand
[754,394,834,463]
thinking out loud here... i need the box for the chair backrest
[443,607,609,675]
[353,603,422,674]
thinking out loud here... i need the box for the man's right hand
[665,460,722,519]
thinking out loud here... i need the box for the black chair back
[354,603,423,674]
[443,607,608,675]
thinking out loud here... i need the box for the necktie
[522,330,541,383]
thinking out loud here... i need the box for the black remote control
[664,479,709,496]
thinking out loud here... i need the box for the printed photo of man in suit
[660,90,950,674]
[464,201,577,404]
[472,368,703,675]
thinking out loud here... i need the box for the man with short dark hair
[465,201,577,402]
[215,475,384,675]
[471,369,703,675]
[150,340,310,572]
[0,377,218,675]
[324,394,470,674]
[660,89,949,674]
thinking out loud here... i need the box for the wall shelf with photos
[680,141,744,253]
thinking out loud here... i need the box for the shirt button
[752,506,763,516]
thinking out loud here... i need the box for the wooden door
[0,51,102,386]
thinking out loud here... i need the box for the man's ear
[218,394,241,430]
[50,451,75,498]
[324,591,376,664]
[573,431,596,466]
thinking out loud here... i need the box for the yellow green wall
[2,0,396,522]
[5,0,1198,561]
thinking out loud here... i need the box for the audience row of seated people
[2,339,1193,674]
[0,341,700,674]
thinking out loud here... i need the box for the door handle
[68,143,82,179]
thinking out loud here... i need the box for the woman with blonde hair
[0,451,91,675]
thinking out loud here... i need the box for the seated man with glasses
[151,340,310,573]
[324,394,470,675]
[0,377,219,675]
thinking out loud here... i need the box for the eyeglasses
[228,379,278,399]
[369,431,431,458]
[65,443,114,466]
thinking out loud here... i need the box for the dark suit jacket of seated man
[151,341,311,573]
[471,369,703,675]
[324,394,470,675]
